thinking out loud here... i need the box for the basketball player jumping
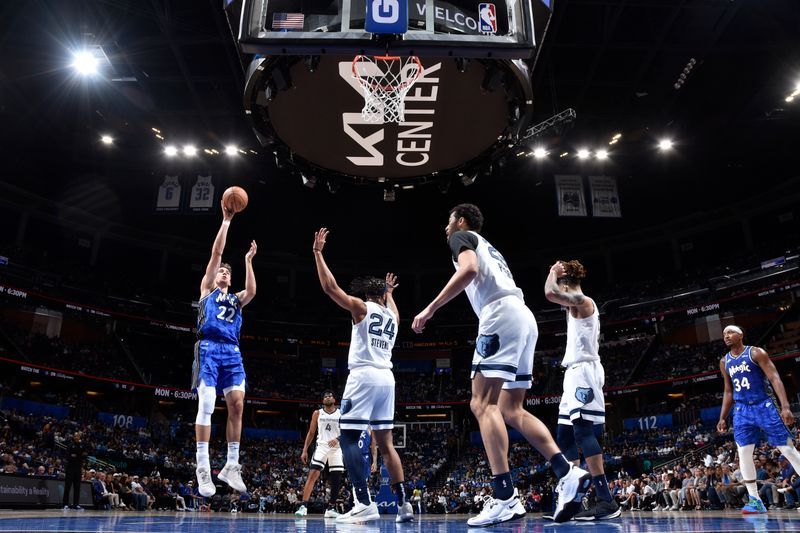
[412,204,591,525]
[312,227,413,524]
[295,390,345,518]
[192,201,257,497]
[718,324,800,514]
[544,260,620,521]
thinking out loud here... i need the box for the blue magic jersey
[197,287,242,344]
[725,346,771,404]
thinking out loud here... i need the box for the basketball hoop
[352,55,423,123]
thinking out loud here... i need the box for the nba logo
[478,3,497,34]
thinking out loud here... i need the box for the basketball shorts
[558,360,606,425]
[191,340,246,396]
[733,399,793,447]
[310,442,344,472]
[470,296,538,389]
[340,366,395,431]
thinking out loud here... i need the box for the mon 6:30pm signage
[263,56,511,179]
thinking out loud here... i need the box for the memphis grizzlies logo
[575,387,594,405]
[476,334,500,357]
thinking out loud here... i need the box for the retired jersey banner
[155,175,181,212]
[189,175,215,212]
[554,175,587,217]
[589,175,622,218]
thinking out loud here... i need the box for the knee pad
[556,424,579,462]
[573,419,602,458]
[195,383,217,426]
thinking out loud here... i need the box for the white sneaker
[396,501,414,523]
[218,463,247,493]
[323,507,340,518]
[195,467,216,497]
[295,504,308,517]
[466,489,526,527]
[335,501,379,523]
[552,465,592,523]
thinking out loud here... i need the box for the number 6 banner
[155,175,181,212]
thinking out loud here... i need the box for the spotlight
[595,149,608,160]
[183,145,197,157]
[164,145,178,157]
[658,139,674,151]
[72,51,98,75]
[383,188,396,202]
[100,135,113,145]
[559,152,569,158]
[532,147,547,159]
[460,172,478,186]
[301,173,316,188]
[612,133,622,140]
[577,149,591,160]
[326,179,340,194]
[225,145,239,156]
[786,96,795,103]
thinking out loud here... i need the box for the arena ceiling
[0,0,798,260]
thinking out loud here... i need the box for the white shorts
[340,366,395,431]
[310,442,344,472]
[470,296,538,390]
[558,360,605,425]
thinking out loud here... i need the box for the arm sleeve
[448,231,479,261]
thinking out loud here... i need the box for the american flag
[272,13,305,30]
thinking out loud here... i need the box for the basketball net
[352,55,423,124]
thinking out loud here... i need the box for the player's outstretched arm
[301,410,320,464]
[238,240,257,307]
[412,249,478,333]
[717,357,733,433]
[384,272,399,322]
[312,228,367,322]
[200,202,234,298]
[752,347,796,426]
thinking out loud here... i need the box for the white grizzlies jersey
[561,298,601,367]
[317,408,341,443]
[449,231,524,316]
[348,301,396,370]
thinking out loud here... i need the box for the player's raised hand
[313,228,329,253]
[245,240,257,261]
[781,407,795,427]
[221,200,234,221]
[385,273,398,294]
[550,261,566,277]
[412,307,434,334]
[716,419,726,433]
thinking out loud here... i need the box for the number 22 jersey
[197,287,242,345]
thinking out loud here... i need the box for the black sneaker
[573,500,621,521]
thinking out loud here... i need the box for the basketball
[222,186,248,213]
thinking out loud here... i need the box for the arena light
[100,135,113,145]
[577,148,591,160]
[164,145,178,157]
[225,145,239,156]
[183,144,197,157]
[787,96,795,103]
[595,149,609,160]
[559,152,569,158]
[658,139,674,151]
[532,147,548,159]
[72,51,98,75]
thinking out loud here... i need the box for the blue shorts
[191,340,246,395]
[733,399,792,447]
